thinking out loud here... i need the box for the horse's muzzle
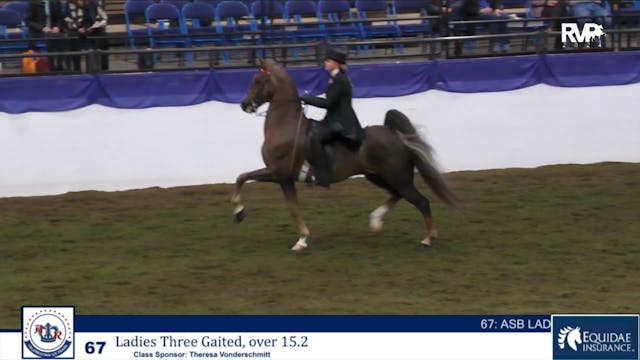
[240,99,254,114]
[241,97,262,114]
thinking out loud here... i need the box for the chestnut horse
[233,59,459,251]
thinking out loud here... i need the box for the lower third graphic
[23,307,75,359]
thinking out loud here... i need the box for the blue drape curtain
[2,51,639,114]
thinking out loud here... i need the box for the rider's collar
[330,68,340,78]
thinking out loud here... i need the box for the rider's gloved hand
[300,95,313,104]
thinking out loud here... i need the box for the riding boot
[309,136,331,188]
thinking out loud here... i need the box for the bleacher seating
[249,0,285,57]
[0,7,27,45]
[194,0,222,8]
[181,1,222,51]
[317,0,362,46]
[214,0,253,61]
[2,0,640,75]
[283,0,325,57]
[161,0,190,11]
[2,1,27,21]
[391,0,431,37]
[614,0,640,27]
[145,2,187,50]
[355,0,401,53]
[355,0,400,40]
[125,0,155,49]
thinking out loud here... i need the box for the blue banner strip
[2,51,640,114]
[67,315,551,333]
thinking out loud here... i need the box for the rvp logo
[561,23,606,47]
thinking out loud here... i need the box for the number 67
[85,341,106,354]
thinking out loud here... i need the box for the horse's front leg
[231,168,276,222]
[280,180,310,252]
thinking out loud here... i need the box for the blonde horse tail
[384,109,462,208]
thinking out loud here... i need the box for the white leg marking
[369,204,390,232]
[291,236,308,251]
[297,164,310,182]
[421,237,432,247]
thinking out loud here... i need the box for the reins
[289,102,307,177]
[251,98,300,117]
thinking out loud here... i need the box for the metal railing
[1,13,639,76]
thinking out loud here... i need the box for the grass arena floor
[0,162,638,328]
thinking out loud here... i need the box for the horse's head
[241,58,278,114]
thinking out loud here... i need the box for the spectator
[452,0,511,53]
[569,0,611,28]
[27,0,66,71]
[612,0,636,28]
[427,0,455,35]
[531,0,569,49]
[420,0,453,54]
[531,0,567,17]
[64,0,109,71]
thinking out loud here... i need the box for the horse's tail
[384,109,461,208]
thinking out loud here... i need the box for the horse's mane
[264,61,299,99]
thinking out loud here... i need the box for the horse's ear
[258,57,268,70]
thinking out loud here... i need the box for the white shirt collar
[330,68,340,77]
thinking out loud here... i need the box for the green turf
[1,162,638,327]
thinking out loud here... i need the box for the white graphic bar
[1,332,550,360]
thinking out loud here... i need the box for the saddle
[301,120,363,187]
[309,119,361,152]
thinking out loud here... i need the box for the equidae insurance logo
[552,314,639,360]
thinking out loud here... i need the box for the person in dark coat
[300,48,364,188]
[427,0,455,36]
[64,0,109,71]
[451,0,511,54]
[531,0,568,49]
[27,0,66,71]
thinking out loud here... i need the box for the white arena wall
[1,83,639,198]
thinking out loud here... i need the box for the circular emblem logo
[24,309,73,358]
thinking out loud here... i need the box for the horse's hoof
[234,206,246,223]
[291,238,308,252]
[422,229,437,246]
[421,237,432,247]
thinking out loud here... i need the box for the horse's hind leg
[280,180,310,251]
[395,184,438,247]
[365,175,401,233]
[231,168,276,222]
